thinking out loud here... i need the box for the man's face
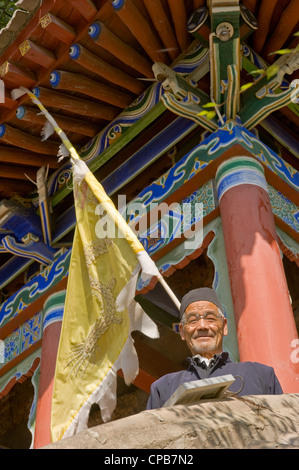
[179,300,228,358]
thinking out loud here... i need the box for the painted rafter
[49,70,133,108]
[88,20,153,77]
[14,105,99,138]
[31,86,119,121]
[142,0,180,62]
[69,44,145,95]
[0,122,59,154]
[0,147,60,168]
[111,0,170,64]
[0,0,298,298]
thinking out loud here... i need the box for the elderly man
[146,287,283,409]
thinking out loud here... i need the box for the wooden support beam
[0,61,36,89]
[40,12,76,44]
[0,178,34,197]
[0,164,38,181]
[143,0,180,61]
[32,86,119,120]
[49,70,133,108]
[96,0,140,48]
[262,0,299,63]
[0,91,16,109]
[242,0,259,14]
[88,21,153,77]
[167,0,192,52]
[112,0,169,64]
[65,0,97,21]
[0,146,59,168]
[193,0,205,8]
[19,39,56,68]
[252,0,278,53]
[15,105,99,138]
[0,123,59,155]
[69,43,145,95]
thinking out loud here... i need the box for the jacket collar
[187,351,230,370]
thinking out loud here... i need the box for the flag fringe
[41,121,55,141]
[58,143,70,161]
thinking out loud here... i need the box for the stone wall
[44,393,299,449]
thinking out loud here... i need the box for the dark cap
[180,287,223,319]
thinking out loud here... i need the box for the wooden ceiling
[0,0,298,202]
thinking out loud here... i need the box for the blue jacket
[146,352,283,410]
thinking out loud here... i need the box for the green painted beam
[242,56,299,120]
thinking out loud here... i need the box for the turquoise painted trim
[215,155,264,182]
[216,156,268,201]
[42,290,66,330]
[217,168,268,201]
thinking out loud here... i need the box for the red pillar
[216,156,299,392]
[33,291,65,448]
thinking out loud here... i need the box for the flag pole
[12,87,181,312]
[156,273,181,310]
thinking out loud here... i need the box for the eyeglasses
[182,311,223,327]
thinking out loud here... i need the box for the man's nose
[195,318,209,328]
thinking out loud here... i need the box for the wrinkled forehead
[185,300,220,315]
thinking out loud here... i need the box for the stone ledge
[43,393,299,449]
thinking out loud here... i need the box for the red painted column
[33,291,65,448]
[215,156,299,392]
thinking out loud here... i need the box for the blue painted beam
[0,256,33,291]
[101,116,197,195]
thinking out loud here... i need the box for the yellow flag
[51,159,159,442]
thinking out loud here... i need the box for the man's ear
[223,317,228,337]
[179,322,186,341]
